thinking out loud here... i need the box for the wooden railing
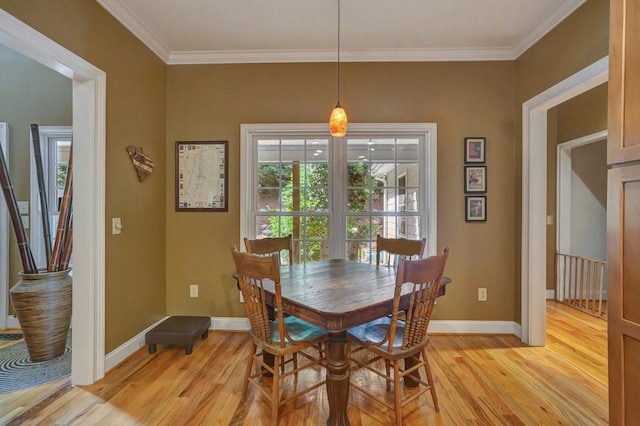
[555,251,607,319]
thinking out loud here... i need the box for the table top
[260,259,450,332]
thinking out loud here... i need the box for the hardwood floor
[0,301,608,425]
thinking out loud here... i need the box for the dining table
[258,258,450,426]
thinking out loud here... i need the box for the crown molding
[512,0,587,58]
[168,47,516,65]
[97,0,171,63]
[99,0,588,65]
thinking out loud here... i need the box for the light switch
[112,218,122,235]
[546,215,554,225]
[17,201,29,215]
[21,215,29,230]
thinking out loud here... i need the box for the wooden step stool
[145,316,211,355]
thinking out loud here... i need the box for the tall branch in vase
[49,146,72,272]
[0,143,38,273]
[31,124,53,264]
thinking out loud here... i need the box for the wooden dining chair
[375,234,427,266]
[230,247,327,424]
[347,247,449,425]
[244,234,294,265]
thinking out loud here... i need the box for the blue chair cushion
[270,316,326,344]
[348,317,406,349]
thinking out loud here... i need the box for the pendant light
[329,0,348,137]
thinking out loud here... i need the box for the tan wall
[166,61,516,321]
[514,0,609,320]
[0,44,72,314]
[0,0,168,352]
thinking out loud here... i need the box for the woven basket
[9,269,72,362]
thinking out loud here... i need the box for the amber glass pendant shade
[330,104,348,137]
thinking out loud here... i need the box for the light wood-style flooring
[0,301,608,425]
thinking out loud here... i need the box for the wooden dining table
[258,258,450,426]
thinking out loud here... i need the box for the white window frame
[0,122,9,329]
[240,123,438,258]
[29,125,72,268]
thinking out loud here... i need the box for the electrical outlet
[190,284,198,298]
[478,287,488,302]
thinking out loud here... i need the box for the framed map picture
[175,141,228,211]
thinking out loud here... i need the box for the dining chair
[375,234,427,266]
[244,234,294,265]
[230,247,327,424]
[347,247,449,425]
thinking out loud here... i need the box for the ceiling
[97,0,587,65]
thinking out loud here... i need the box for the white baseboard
[428,320,520,335]
[104,316,249,373]
[546,289,555,299]
[103,317,522,373]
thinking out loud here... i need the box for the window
[241,124,437,264]
[29,126,72,268]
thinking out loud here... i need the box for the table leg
[326,330,350,426]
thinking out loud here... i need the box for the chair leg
[393,361,403,425]
[421,348,439,412]
[272,355,281,425]
[242,343,257,400]
[385,360,391,391]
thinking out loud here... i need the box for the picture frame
[464,165,487,193]
[175,141,228,211]
[465,196,487,222]
[464,137,486,163]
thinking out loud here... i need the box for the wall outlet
[190,284,198,298]
[478,287,488,302]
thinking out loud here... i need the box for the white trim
[99,0,585,65]
[556,130,608,254]
[240,123,438,257]
[428,320,521,335]
[0,122,8,329]
[546,289,555,300]
[96,0,171,63]
[512,0,587,58]
[0,9,107,385]
[103,317,522,370]
[168,47,516,65]
[521,56,608,346]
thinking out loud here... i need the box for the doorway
[521,56,608,346]
[0,9,106,384]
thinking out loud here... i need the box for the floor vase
[9,269,72,362]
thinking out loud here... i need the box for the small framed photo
[464,165,487,193]
[464,137,486,163]
[465,196,487,222]
[175,141,228,211]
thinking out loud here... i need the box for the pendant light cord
[337,0,341,106]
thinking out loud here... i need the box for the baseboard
[546,289,555,299]
[428,320,520,335]
[104,317,520,373]
[104,316,249,373]
[105,316,168,372]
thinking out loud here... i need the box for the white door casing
[0,9,106,384]
[521,57,608,346]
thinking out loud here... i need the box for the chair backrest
[386,247,449,352]
[244,235,294,265]
[231,247,290,347]
[375,234,427,266]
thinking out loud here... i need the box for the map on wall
[175,141,228,211]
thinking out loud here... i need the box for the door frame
[556,130,608,300]
[521,57,608,346]
[0,10,106,384]
[0,122,8,329]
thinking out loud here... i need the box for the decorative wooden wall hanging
[126,146,154,182]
